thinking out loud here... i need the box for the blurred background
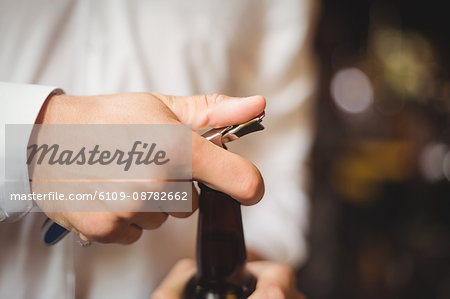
[297,0,450,298]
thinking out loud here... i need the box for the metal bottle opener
[202,112,265,147]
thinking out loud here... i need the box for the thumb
[154,93,266,130]
[152,259,196,299]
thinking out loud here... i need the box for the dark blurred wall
[297,1,450,298]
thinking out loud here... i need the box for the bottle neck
[196,183,247,282]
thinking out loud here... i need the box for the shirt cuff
[0,82,63,222]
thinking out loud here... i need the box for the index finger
[192,132,264,205]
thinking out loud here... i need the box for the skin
[36,92,302,296]
[35,92,266,244]
[152,258,306,299]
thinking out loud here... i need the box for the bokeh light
[443,150,450,182]
[419,143,448,182]
[331,68,373,114]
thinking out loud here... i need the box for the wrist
[35,93,68,124]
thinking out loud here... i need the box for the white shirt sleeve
[0,82,62,222]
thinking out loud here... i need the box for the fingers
[168,183,199,218]
[192,132,264,205]
[247,261,305,299]
[46,187,198,245]
[64,212,144,244]
[249,287,287,299]
[152,259,196,299]
[121,212,169,230]
[56,211,171,245]
[152,259,305,299]
[153,92,265,204]
[156,93,266,130]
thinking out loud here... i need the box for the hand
[152,259,305,299]
[247,261,305,299]
[35,92,265,244]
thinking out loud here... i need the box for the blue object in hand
[41,218,69,245]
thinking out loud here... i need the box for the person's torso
[0,0,313,298]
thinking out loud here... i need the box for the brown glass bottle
[183,183,256,299]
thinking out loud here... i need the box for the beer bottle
[183,114,264,298]
[183,183,256,298]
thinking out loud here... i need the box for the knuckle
[149,92,164,101]
[119,229,143,245]
[149,213,168,229]
[117,211,139,219]
[164,94,174,107]
[84,220,120,243]
[196,94,211,128]
[90,232,117,244]
[238,179,256,201]
[169,211,193,218]
[151,290,168,299]
[174,258,196,271]
[237,166,264,204]
[129,212,168,230]
[205,93,222,104]
[271,264,296,286]
[266,284,286,299]
[278,264,295,278]
[276,265,299,295]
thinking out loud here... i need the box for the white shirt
[0,0,317,298]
